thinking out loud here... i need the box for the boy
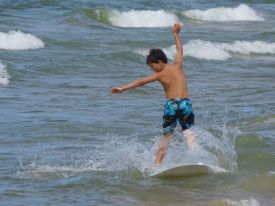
[111,23,195,166]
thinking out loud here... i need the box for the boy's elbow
[134,79,145,87]
[174,59,183,67]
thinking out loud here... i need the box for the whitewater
[0,30,44,85]
[136,40,275,61]
[87,4,264,28]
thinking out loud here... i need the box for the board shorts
[163,98,194,134]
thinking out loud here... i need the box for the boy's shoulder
[166,62,182,70]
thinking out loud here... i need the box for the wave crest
[182,4,264,22]
[109,10,178,27]
[136,40,275,61]
[85,9,178,28]
[184,40,275,60]
[0,30,44,50]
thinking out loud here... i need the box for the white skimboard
[151,164,212,178]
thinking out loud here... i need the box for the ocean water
[0,0,275,205]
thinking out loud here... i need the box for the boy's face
[149,61,164,72]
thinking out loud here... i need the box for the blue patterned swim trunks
[163,98,195,134]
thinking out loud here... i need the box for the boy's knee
[183,129,193,136]
[158,142,168,154]
[159,142,167,150]
[183,129,196,146]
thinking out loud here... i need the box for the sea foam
[185,40,275,60]
[0,30,44,50]
[137,40,275,61]
[224,198,260,206]
[182,4,264,22]
[108,10,178,27]
[0,62,10,86]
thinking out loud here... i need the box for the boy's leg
[182,129,196,147]
[158,98,177,166]
[154,132,173,166]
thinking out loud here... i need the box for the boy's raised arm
[172,23,183,67]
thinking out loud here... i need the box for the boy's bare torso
[156,63,188,99]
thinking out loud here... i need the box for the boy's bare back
[156,62,188,99]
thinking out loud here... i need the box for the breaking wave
[182,4,264,22]
[85,9,178,27]
[108,10,178,27]
[136,40,275,61]
[185,40,275,60]
[0,30,44,50]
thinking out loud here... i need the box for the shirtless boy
[111,23,195,166]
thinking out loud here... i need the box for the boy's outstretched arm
[172,23,183,67]
[111,74,158,94]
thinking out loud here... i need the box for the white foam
[218,40,275,55]
[0,62,10,85]
[16,158,105,179]
[31,165,99,177]
[0,30,44,50]
[184,40,231,60]
[136,41,230,61]
[137,40,275,61]
[108,10,178,27]
[187,40,275,60]
[182,4,264,22]
[224,198,260,206]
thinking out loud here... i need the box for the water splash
[17,125,238,178]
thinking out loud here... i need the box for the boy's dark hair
[146,48,167,65]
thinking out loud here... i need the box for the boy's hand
[111,87,123,94]
[173,22,182,34]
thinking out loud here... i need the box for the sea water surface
[0,1,275,205]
